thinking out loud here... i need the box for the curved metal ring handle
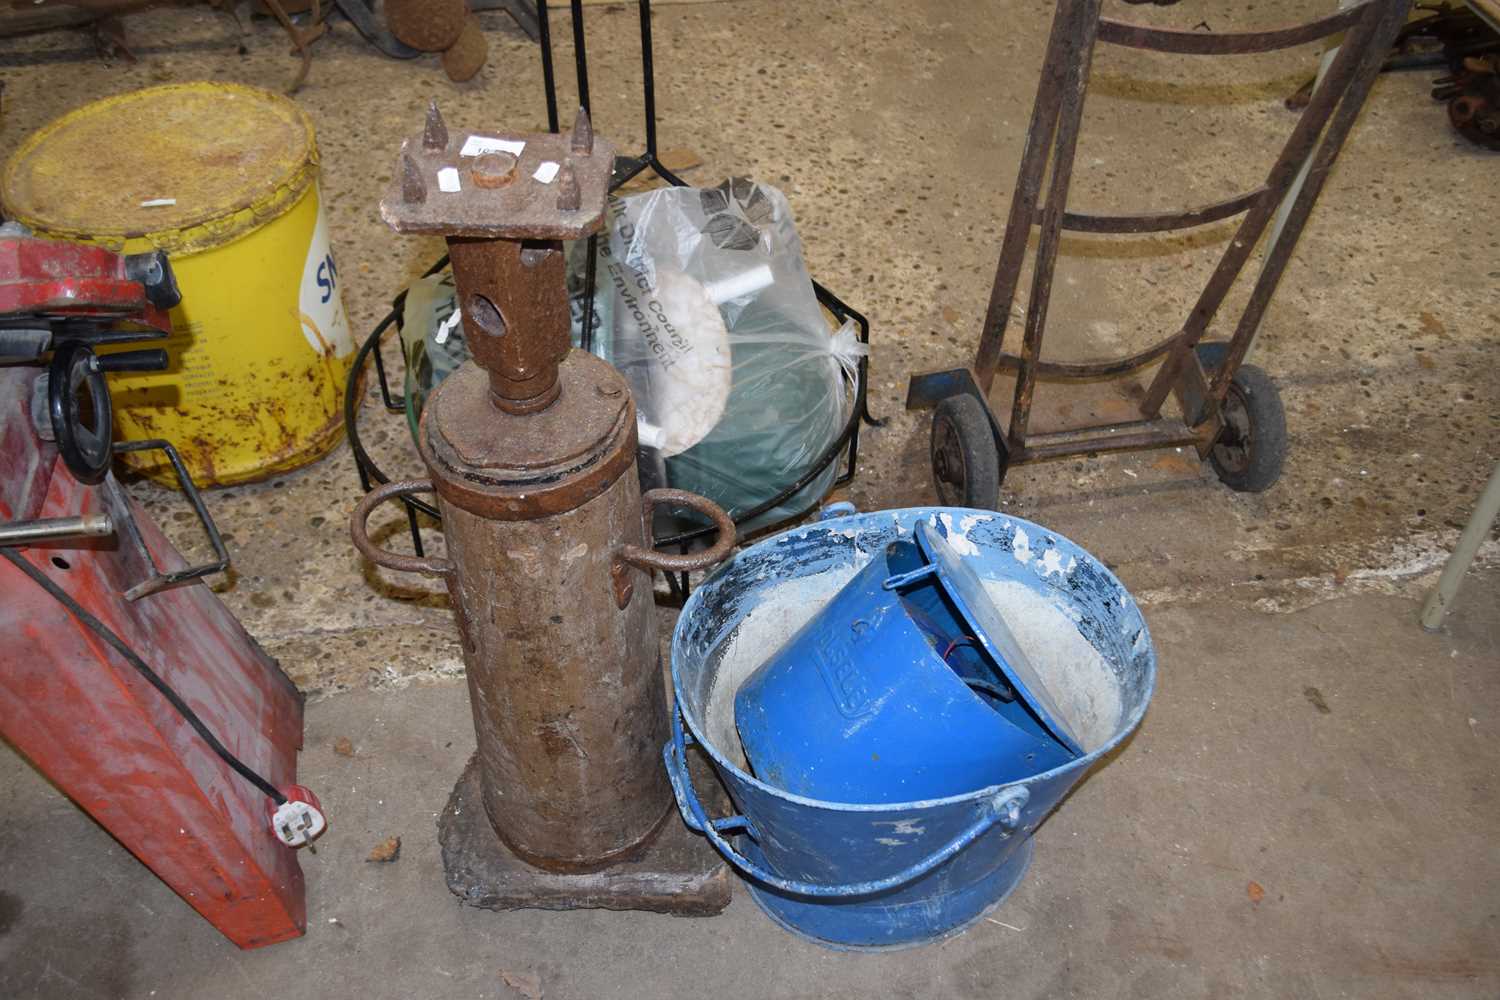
[350,481,453,577]
[49,342,113,486]
[617,488,737,574]
[663,705,1029,899]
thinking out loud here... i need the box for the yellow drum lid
[1,82,318,255]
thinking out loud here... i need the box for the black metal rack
[344,0,881,589]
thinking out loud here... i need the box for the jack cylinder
[353,107,734,873]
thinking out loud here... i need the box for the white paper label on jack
[460,135,526,158]
[533,161,560,184]
[437,167,462,193]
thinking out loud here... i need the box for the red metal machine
[0,231,320,949]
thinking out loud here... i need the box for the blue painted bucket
[664,507,1155,950]
[733,518,1083,803]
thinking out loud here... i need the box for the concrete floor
[2,568,1496,998]
[1,0,1497,996]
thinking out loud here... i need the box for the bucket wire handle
[663,705,1030,899]
[350,480,454,577]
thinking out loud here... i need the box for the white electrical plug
[270,785,327,848]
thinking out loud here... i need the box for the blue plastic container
[733,518,1082,803]
[664,507,1155,950]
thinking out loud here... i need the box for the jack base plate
[437,755,731,915]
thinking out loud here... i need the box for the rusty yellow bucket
[0,82,355,486]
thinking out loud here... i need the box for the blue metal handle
[663,705,1029,898]
[818,501,858,521]
[882,563,938,591]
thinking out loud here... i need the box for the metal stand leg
[1421,460,1500,631]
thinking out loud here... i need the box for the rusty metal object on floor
[0,0,445,90]
[258,0,325,92]
[351,107,735,908]
[440,15,489,83]
[437,755,731,914]
[385,0,465,52]
[906,0,1411,503]
[1416,2,1500,150]
[1445,65,1500,149]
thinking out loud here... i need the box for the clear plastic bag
[400,178,865,536]
[589,178,864,533]
[397,268,463,440]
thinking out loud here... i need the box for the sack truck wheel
[1194,342,1287,493]
[930,394,1002,509]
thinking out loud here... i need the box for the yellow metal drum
[1,82,355,486]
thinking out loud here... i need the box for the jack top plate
[380,128,617,241]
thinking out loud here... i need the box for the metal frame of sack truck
[906,0,1410,508]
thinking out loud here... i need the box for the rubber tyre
[1194,343,1286,493]
[930,394,1001,509]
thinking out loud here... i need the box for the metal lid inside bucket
[733,516,1083,804]
[908,519,1084,757]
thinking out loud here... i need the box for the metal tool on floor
[0,0,537,90]
[665,506,1156,950]
[906,0,1411,508]
[0,232,320,949]
[349,106,737,914]
[1418,2,1500,150]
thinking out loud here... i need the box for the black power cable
[1,547,287,806]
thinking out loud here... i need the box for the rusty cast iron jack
[351,103,736,913]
